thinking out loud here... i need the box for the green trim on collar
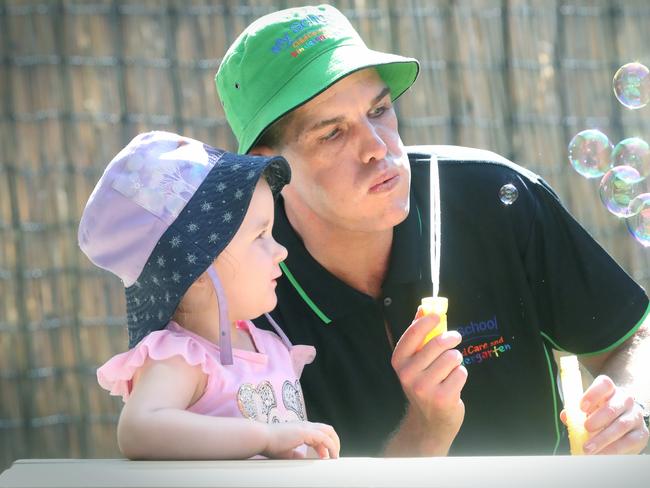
[540,302,650,355]
[415,204,423,237]
[280,261,332,324]
[542,342,562,455]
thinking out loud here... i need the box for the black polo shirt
[255,145,649,456]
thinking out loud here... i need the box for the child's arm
[117,356,339,460]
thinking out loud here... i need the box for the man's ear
[248,145,275,157]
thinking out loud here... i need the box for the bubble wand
[417,155,448,349]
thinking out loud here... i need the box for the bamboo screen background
[1,0,649,470]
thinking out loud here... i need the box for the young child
[79,131,340,460]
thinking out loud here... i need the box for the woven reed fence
[1,0,649,471]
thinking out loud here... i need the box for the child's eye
[257,227,272,240]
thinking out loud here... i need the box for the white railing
[1,456,649,488]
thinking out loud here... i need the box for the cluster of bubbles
[568,62,650,247]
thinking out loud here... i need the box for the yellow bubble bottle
[559,355,589,455]
[416,296,448,349]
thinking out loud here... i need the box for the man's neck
[285,203,393,299]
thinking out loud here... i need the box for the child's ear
[187,270,210,290]
[195,271,210,284]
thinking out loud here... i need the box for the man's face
[277,69,411,233]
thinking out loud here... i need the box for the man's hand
[387,313,468,456]
[560,375,649,454]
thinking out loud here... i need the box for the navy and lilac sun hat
[78,131,290,357]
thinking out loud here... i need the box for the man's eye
[370,105,387,117]
[320,128,340,141]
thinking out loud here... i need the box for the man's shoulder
[406,145,544,227]
[408,144,512,164]
[406,144,541,183]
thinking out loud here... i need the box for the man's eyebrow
[302,86,392,136]
[372,86,392,106]
[304,115,345,135]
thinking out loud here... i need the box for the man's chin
[385,203,410,228]
[386,191,411,225]
[360,198,410,232]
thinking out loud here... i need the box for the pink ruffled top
[97,320,316,424]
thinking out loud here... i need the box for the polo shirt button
[383,297,392,307]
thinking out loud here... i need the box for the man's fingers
[592,429,649,455]
[393,329,462,374]
[584,411,648,455]
[557,373,649,455]
[439,364,469,400]
[409,359,466,412]
[581,375,616,414]
[423,348,465,385]
[403,347,463,400]
[560,380,649,455]
[584,391,634,432]
[393,315,441,359]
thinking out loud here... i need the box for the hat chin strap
[206,266,233,365]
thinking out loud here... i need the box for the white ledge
[1,456,649,488]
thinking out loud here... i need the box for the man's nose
[359,120,388,164]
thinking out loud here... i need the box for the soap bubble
[499,183,518,205]
[613,62,650,110]
[599,166,644,217]
[626,193,650,247]
[568,129,613,178]
[611,137,650,178]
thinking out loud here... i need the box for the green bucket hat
[216,4,420,154]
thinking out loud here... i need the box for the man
[215,5,650,456]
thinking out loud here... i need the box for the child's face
[214,179,288,321]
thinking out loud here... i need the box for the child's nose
[274,241,288,263]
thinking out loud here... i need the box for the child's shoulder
[97,321,220,401]
[139,321,221,361]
